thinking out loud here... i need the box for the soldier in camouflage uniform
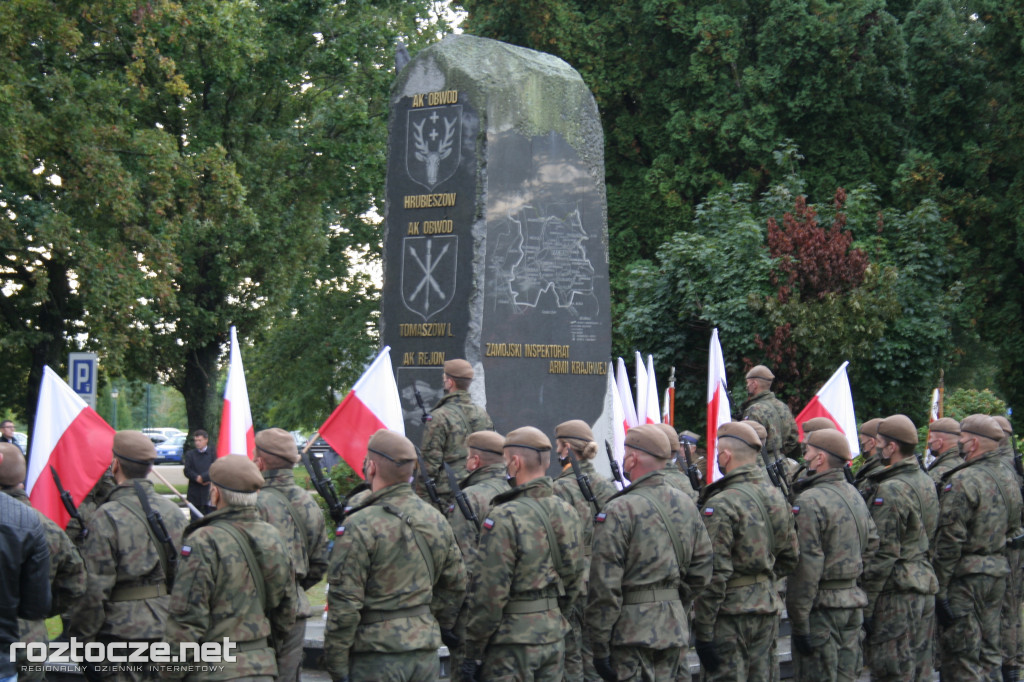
[934,414,1023,682]
[462,427,584,682]
[787,428,879,682]
[0,444,86,681]
[654,423,699,504]
[252,427,328,682]
[995,415,1024,681]
[692,422,798,682]
[861,415,939,681]
[586,424,713,681]
[853,418,884,502]
[66,431,188,681]
[418,359,494,508]
[65,468,117,547]
[163,455,297,681]
[741,365,799,463]
[552,420,618,682]
[926,418,962,488]
[446,430,509,681]
[327,430,467,682]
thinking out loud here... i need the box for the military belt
[503,597,559,614]
[819,578,856,589]
[234,638,268,652]
[725,573,771,589]
[361,604,430,624]
[109,583,167,602]
[621,588,680,605]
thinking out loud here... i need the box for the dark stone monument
[381,35,611,467]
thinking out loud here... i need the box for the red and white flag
[319,346,404,476]
[929,388,941,423]
[606,362,626,489]
[26,366,115,528]
[795,361,859,458]
[217,326,254,458]
[644,354,660,424]
[615,357,639,429]
[635,351,649,426]
[706,328,731,484]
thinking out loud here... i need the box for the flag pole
[938,369,945,419]
[666,367,676,426]
[150,467,204,519]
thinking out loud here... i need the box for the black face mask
[505,464,517,487]
[958,441,969,458]
[877,445,892,466]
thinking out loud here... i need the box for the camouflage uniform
[854,454,884,503]
[693,463,799,682]
[66,480,188,681]
[418,390,493,505]
[163,505,297,681]
[552,458,617,682]
[446,462,509,680]
[326,481,467,681]
[787,468,879,682]
[65,470,117,546]
[741,391,799,461]
[662,462,699,504]
[927,446,962,488]
[587,470,714,680]
[464,476,584,681]
[256,468,328,682]
[934,450,1022,681]
[996,439,1024,675]
[861,458,939,681]
[4,487,86,681]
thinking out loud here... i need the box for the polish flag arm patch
[180,545,192,557]
[482,518,495,531]
[792,506,800,515]
[335,526,346,537]
[704,507,714,516]
[595,512,607,523]
[873,497,884,506]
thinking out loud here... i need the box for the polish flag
[319,347,404,476]
[795,361,859,458]
[706,329,731,484]
[217,326,254,458]
[635,351,649,426]
[26,366,115,528]
[607,362,627,488]
[615,358,639,429]
[643,354,661,424]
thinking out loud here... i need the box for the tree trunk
[180,339,223,443]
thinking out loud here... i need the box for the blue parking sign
[68,352,98,408]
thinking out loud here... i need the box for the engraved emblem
[401,236,457,321]
[407,105,462,190]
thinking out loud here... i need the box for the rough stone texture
[381,34,610,462]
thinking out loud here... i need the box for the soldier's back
[257,469,328,598]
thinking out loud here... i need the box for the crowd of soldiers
[2,357,1024,682]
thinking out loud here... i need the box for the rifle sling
[518,497,566,597]
[213,521,266,611]
[124,483,175,588]
[729,482,776,556]
[263,486,310,559]
[382,503,436,586]
[632,487,686,578]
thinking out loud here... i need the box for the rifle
[605,441,626,488]
[842,463,856,486]
[681,440,702,492]
[414,386,433,424]
[132,480,178,589]
[443,460,478,525]
[761,443,783,489]
[914,449,927,471]
[415,445,444,509]
[50,466,88,541]
[565,445,600,515]
[305,451,349,525]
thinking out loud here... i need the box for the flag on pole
[217,326,255,458]
[929,388,941,423]
[607,362,626,489]
[706,329,731,484]
[795,361,859,459]
[615,357,639,429]
[644,354,660,424]
[26,366,116,528]
[319,346,405,476]
[635,351,649,427]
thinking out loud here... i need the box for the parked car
[155,433,186,463]
[143,427,184,445]
[291,431,309,451]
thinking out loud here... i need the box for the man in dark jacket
[0,446,52,679]
[183,429,215,519]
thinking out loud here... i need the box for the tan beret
[210,455,264,493]
[747,421,768,444]
[504,426,551,452]
[466,430,505,456]
[652,423,681,454]
[443,359,474,380]
[929,417,961,436]
[994,416,1013,437]
[0,444,25,487]
[859,418,883,438]
[718,422,761,450]
[555,420,595,444]
[806,428,852,461]
[367,429,417,463]
[802,417,835,435]
[878,414,918,445]
[624,424,672,460]
[746,365,775,381]
[680,430,700,445]
[961,414,1004,441]
[113,430,157,464]
[255,427,300,463]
